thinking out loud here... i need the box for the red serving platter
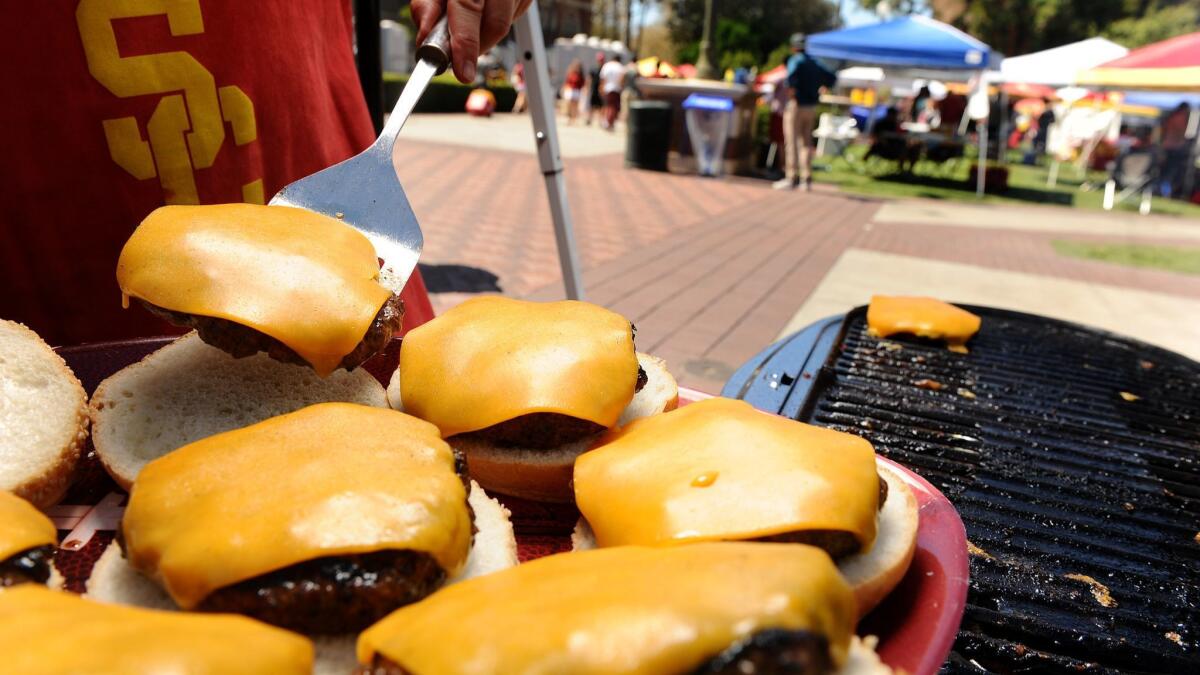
[54,337,968,675]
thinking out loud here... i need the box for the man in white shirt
[599,54,626,130]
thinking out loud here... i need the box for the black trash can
[626,100,672,171]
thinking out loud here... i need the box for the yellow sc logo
[76,0,262,205]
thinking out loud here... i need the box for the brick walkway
[394,136,1200,394]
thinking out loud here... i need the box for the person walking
[511,61,527,113]
[563,59,585,124]
[585,52,605,126]
[600,54,626,131]
[774,33,836,191]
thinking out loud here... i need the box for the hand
[412,0,534,84]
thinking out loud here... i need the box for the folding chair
[1103,149,1158,215]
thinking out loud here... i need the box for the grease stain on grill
[966,540,995,561]
[1064,573,1118,608]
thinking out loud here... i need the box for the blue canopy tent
[807,16,998,71]
[806,16,999,195]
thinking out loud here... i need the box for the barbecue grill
[724,305,1200,673]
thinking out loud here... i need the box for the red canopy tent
[1078,31,1200,90]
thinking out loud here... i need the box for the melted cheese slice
[0,491,56,560]
[574,397,879,550]
[399,296,639,436]
[122,403,471,609]
[866,295,981,353]
[358,543,855,673]
[116,204,392,376]
[0,586,312,674]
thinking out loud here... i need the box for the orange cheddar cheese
[574,397,879,550]
[399,296,639,437]
[122,403,471,609]
[866,296,981,353]
[116,204,392,376]
[0,491,56,561]
[0,586,313,674]
[358,543,856,674]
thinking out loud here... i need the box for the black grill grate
[797,308,1199,673]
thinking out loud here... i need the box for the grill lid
[725,306,1199,673]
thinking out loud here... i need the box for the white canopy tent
[996,37,1128,86]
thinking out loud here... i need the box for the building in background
[538,0,596,45]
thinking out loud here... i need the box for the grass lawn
[1052,240,1200,275]
[812,144,1200,218]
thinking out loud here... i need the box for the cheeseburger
[357,543,891,674]
[0,491,58,587]
[573,397,919,616]
[117,204,403,375]
[0,586,312,675]
[91,403,516,634]
[866,296,981,353]
[390,296,678,502]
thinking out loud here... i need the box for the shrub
[383,72,516,113]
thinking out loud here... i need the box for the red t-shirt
[1,1,431,345]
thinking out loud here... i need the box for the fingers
[478,0,517,55]
[410,0,445,44]
[447,0,486,83]
[419,0,528,84]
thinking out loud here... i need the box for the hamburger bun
[389,352,678,502]
[0,320,88,508]
[87,480,516,674]
[90,332,387,489]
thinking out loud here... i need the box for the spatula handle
[416,15,451,75]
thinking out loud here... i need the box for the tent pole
[515,4,585,300]
[977,115,988,198]
[997,90,1009,165]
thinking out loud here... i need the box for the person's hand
[411,0,534,84]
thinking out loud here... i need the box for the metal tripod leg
[514,5,585,300]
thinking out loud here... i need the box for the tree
[1105,1,1200,48]
[668,0,837,65]
[856,0,931,15]
[935,0,1199,56]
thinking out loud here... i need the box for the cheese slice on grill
[866,295,981,353]
[399,296,639,437]
[0,586,312,674]
[116,204,392,376]
[122,403,471,609]
[574,397,879,550]
[357,543,856,674]
[0,490,56,560]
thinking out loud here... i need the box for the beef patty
[117,449,473,635]
[141,292,404,372]
[197,550,445,634]
[356,629,834,675]
[754,474,889,560]
[455,364,648,450]
[0,546,54,587]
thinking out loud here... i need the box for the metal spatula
[269,17,452,294]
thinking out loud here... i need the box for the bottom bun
[837,462,918,617]
[843,635,893,674]
[453,354,678,503]
[573,458,918,619]
[85,481,517,675]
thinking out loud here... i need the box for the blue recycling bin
[682,93,734,177]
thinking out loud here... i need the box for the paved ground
[395,113,1200,394]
